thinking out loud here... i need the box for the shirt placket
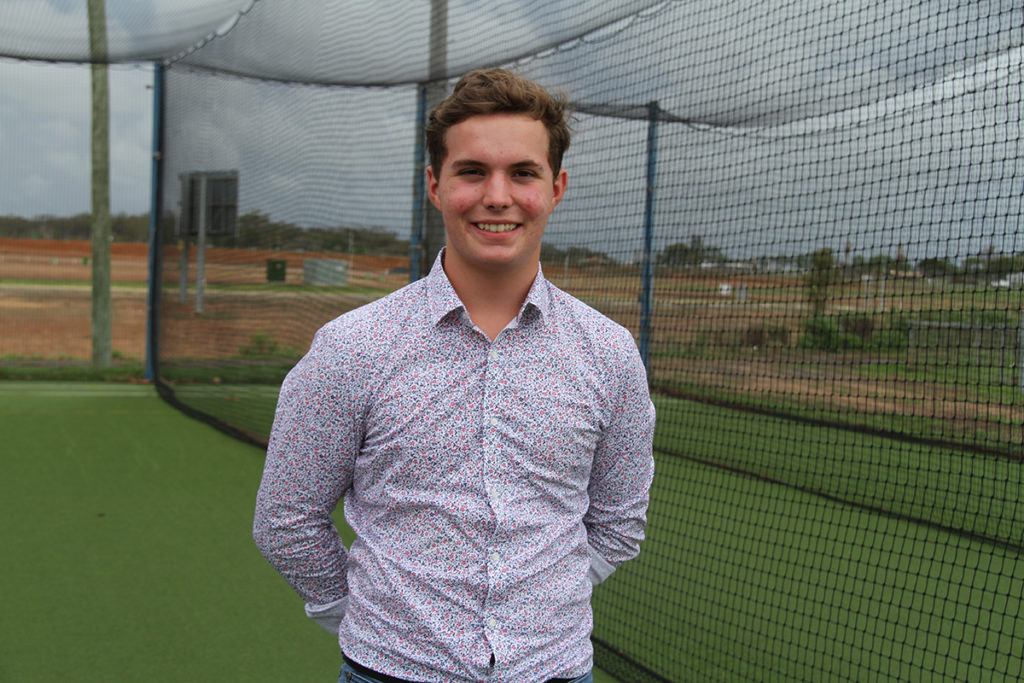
[481,334,509,671]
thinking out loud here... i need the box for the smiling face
[427,113,567,285]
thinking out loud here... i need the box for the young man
[254,68,655,683]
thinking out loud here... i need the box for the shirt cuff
[305,596,348,634]
[588,545,616,586]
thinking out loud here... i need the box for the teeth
[476,223,518,233]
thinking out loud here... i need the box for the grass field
[27,382,1022,681]
[589,393,1024,681]
[149,384,1024,551]
[0,382,349,682]
[0,382,618,683]
[597,427,1024,681]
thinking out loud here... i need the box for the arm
[584,342,656,585]
[253,323,363,630]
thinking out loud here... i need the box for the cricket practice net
[4,1,1024,680]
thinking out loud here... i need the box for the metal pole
[195,176,207,313]
[639,101,659,371]
[145,63,164,380]
[1018,310,1023,393]
[410,84,427,282]
[88,0,112,368]
[178,209,188,303]
[999,325,1005,387]
[907,320,916,370]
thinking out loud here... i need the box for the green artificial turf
[0,382,345,682]
[587,393,1024,681]
[593,452,1024,681]
[0,382,617,683]
[141,383,1024,681]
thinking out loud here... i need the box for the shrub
[839,314,874,340]
[870,329,908,351]
[235,333,299,359]
[742,322,790,347]
[742,325,766,347]
[798,316,862,351]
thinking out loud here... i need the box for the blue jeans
[339,660,593,683]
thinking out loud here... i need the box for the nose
[482,174,511,210]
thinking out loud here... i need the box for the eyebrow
[449,159,546,172]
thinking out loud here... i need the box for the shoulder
[545,282,641,365]
[541,282,651,426]
[290,279,432,390]
[282,279,432,401]
[315,278,428,349]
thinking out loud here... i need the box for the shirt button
[489,350,499,361]
[491,552,501,563]
[488,617,497,628]
[490,417,498,426]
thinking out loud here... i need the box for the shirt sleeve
[252,322,364,606]
[584,339,656,580]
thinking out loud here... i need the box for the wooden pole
[88,0,112,367]
[421,0,448,276]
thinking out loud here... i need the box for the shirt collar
[521,262,551,320]
[425,250,466,324]
[425,249,551,326]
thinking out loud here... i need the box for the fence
[4,1,1024,680]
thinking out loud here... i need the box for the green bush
[799,314,909,351]
[797,317,862,351]
[870,329,908,351]
[235,333,300,359]
[839,314,874,340]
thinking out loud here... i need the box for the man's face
[427,113,567,280]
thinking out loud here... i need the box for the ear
[427,166,442,211]
[550,168,568,209]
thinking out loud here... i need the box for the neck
[442,254,538,340]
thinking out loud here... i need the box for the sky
[0,59,153,217]
[0,0,256,218]
[1,0,1021,263]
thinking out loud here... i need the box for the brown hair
[425,68,573,174]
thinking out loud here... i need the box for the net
[4,1,1024,680]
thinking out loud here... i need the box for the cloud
[0,59,152,217]
[160,69,416,232]
[0,0,255,62]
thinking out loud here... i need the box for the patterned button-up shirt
[254,253,655,682]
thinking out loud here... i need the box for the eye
[512,169,539,178]
[457,167,483,176]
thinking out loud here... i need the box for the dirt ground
[0,238,403,361]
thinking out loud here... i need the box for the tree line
[657,235,1024,280]
[0,213,150,242]
[4,214,1020,279]
[201,212,410,257]
[0,211,411,258]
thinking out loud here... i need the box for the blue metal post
[410,84,428,282]
[639,101,659,371]
[145,63,164,380]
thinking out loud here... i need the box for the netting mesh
[0,0,256,63]
[4,0,1024,680]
